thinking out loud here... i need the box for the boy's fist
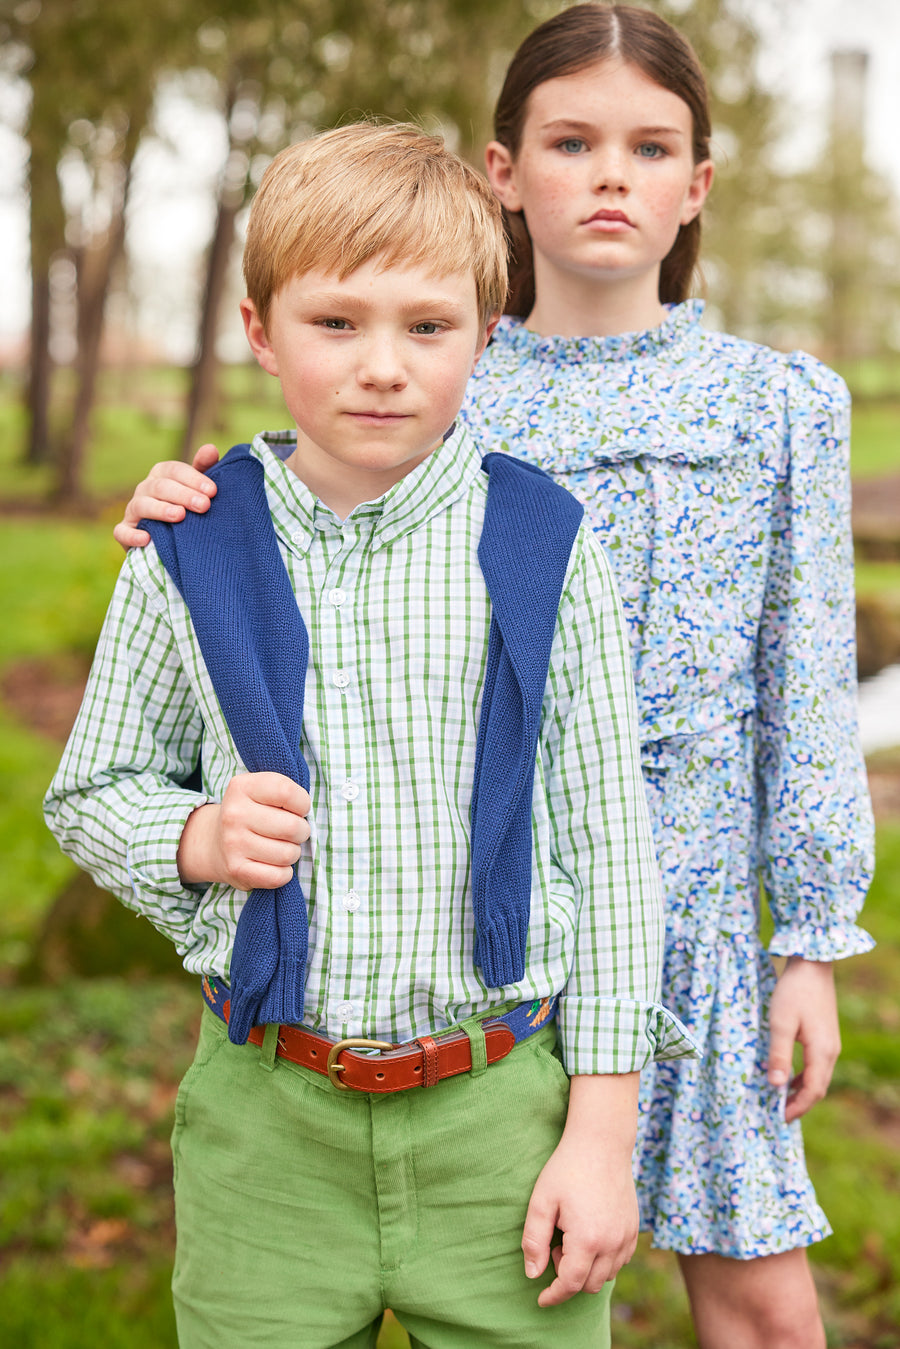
[178,772,311,891]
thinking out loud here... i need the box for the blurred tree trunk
[24,103,67,467]
[55,157,133,502]
[180,76,253,460]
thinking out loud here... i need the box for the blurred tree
[4,0,226,495]
[821,49,900,360]
[3,0,73,467]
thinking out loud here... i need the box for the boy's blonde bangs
[244,123,508,330]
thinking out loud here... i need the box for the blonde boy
[45,124,691,1349]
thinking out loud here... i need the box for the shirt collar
[250,425,482,556]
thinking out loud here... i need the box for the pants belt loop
[259,1023,280,1073]
[461,1017,488,1078]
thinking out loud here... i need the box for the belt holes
[375,1071,385,1080]
[277,1037,287,1049]
[414,1064,421,1073]
[309,1049,318,1058]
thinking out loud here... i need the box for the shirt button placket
[320,529,370,1040]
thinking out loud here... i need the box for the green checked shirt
[45,426,693,1074]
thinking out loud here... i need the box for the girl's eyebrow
[540,118,685,139]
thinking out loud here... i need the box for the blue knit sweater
[147,442,582,1043]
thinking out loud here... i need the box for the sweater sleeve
[755,354,875,960]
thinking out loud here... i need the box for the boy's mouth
[346,411,412,425]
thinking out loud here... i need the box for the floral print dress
[463,301,875,1257]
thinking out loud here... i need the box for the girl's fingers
[191,443,221,474]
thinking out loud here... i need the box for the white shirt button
[336,1001,355,1022]
[291,530,304,547]
[327,587,347,607]
[332,670,351,689]
[342,890,361,912]
[340,781,360,801]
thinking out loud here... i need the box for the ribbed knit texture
[146,443,310,1043]
[473,453,584,984]
[146,443,582,1039]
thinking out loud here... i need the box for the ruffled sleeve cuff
[768,922,875,962]
[557,995,701,1075]
[126,789,212,946]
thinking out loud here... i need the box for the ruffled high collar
[493,300,704,365]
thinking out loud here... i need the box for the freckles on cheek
[649,186,688,225]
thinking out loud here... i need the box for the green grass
[835,354,900,403]
[850,402,900,480]
[0,519,125,966]
[854,561,900,597]
[0,979,196,1347]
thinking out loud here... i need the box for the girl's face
[486,59,713,303]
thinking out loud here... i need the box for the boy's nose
[358,338,408,390]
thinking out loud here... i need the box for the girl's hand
[177,772,311,891]
[112,444,220,550]
[767,957,840,1122]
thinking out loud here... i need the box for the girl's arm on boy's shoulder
[522,1072,640,1305]
[113,444,220,549]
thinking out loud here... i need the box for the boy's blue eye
[413,322,440,335]
[636,143,666,159]
[322,317,350,329]
[558,138,587,155]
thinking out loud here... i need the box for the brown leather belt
[245,1013,516,1092]
[201,978,559,1094]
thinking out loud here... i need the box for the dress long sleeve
[755,353,874,959]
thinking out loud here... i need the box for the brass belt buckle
[326,1037,394,1091]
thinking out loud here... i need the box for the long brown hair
[493,3,711,316]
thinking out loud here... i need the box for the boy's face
[242,259,495,517]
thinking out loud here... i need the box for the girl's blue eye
[636,143,665,159]
[558,138,587,154]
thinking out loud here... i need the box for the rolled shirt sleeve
[543,526,698,1073]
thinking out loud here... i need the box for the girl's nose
[591,150,630,193]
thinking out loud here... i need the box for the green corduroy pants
[171,1006,612,1348]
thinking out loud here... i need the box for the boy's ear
[241,298,279,376]
[484,141,522,214]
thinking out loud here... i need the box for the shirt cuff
[768,922,875,962]
[557,996,701,1075]
[126,789,211,944]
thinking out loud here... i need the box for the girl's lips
[583,210,634,230]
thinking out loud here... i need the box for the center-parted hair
[494,3,712,315]
[244,122,508,330]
